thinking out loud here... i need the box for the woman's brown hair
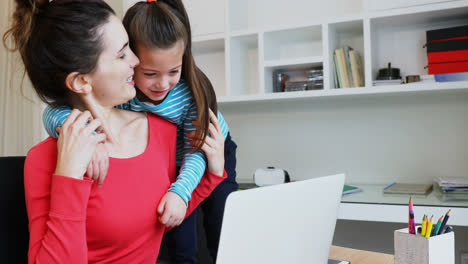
[3,0,115,107]
[123,0,218,153]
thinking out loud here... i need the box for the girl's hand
[86,142,109,187]
[54,109,106,180]
[190,109,225,176]
[157,192,187,227]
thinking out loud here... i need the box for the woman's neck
[71,95,122,144]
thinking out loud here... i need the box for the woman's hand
[54,109,106,180]
[86,143,109,187]
[190,109,225,176]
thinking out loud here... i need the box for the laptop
[216,174,345,264]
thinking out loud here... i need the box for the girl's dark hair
[123,0,218,153]
[3,0,115,107]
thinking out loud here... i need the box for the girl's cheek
[135,77,150,89]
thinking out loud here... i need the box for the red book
[428,50,468,64]
[428,61,468,74]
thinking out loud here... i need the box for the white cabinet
[185,0,468,225]
[186,0,468,103]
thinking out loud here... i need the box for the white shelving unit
[187,0,468,104]
[186,0,468,225]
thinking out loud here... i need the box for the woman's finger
[94,133,107,143]
[82,119,102,135]
[73,110,92,130]
[92,159,100,182]
[97,160,106,187]
[61,109,81,130]
[86,161,93,179]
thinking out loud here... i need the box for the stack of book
[333,46,364,88]
[434,176,468,201]
[426,25,468,82]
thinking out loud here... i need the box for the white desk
[340,184,468,226]
[238,183,468,226]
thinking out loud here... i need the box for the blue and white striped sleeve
[42,105,73,138]
[168,104,230,204]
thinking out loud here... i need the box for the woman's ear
[65,72,92,94]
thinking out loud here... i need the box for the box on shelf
[426,25,468,75]
[394,227,454,264]
[273,68,323,93]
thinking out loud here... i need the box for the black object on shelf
[376,62,401,80]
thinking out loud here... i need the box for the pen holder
[394,227,454,264]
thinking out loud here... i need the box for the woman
[3,0,226,263]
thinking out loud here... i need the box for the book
[342,184,362,195]
[435,72,468,82]
[426,25,468,42]
[434,183,468,201]
[335,48,351,88]
[428,61,468,74]
[343,46,354,87]
[428,49,468,64]
[383,183,433,195]
[349,50,364,87]
[333,53,341,88]
[435,176,468,188]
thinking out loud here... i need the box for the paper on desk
[435,176,468,187]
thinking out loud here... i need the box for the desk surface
[329,246,394,264]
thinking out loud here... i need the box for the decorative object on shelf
[426,25,468,74]
[307,69,324,90]
[253,167,290,187]
[285,81,308,92]
[405,75,420,83]
[274,68,323,92]
[377,62,401,80]
[333,46,364,88]
[373,62,402,86]
[273,70,288,93]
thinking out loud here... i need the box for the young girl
[42,0,238,240]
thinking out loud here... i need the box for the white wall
[220,91,468,184]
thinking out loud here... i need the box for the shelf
[230,29,259,38]
[193,33,226,43]
[192,39,227,97]
[228,0,259,32]
[263,25,322,61]
[263,62,323,94]
[366,0,468,19]
[218,81,468,103]
[370,6,468,82]
[328,20,365,89]
[340,184,468,226]
[183,0,225,37]
[229,34,260,96]
[263,56,323,68]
